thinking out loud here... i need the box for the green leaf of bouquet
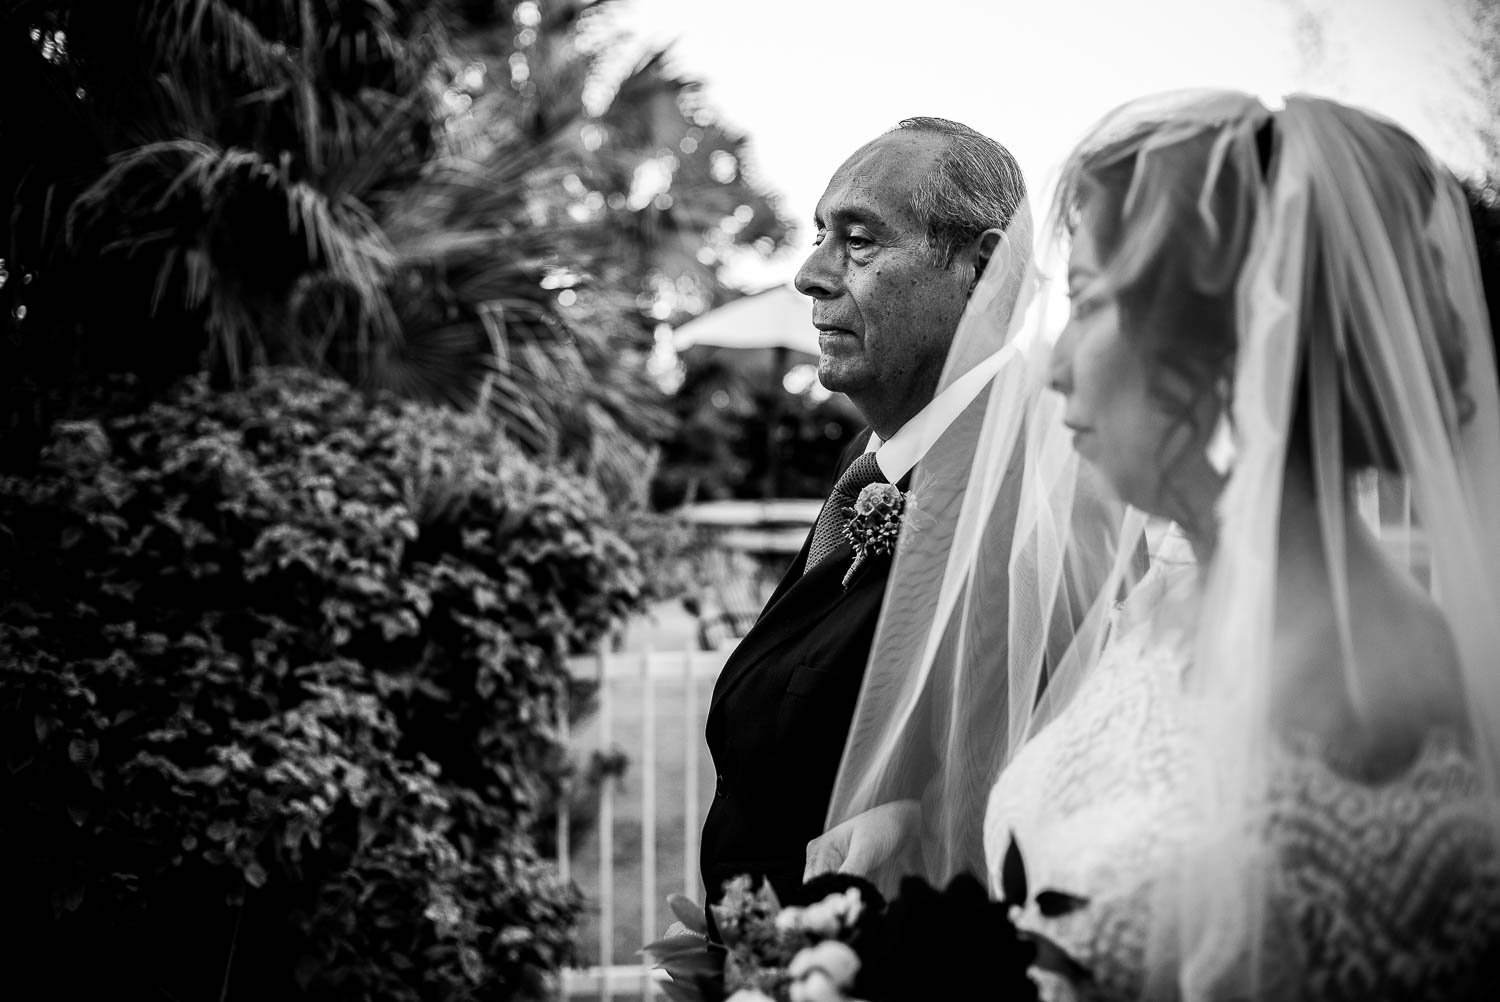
[641,934,714,966]
[640,933,724,1002]
[668,892,709,935]
[658,979,712,1002]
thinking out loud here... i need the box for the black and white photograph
[3,1,1498,1000]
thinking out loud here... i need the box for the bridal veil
[828,86,1500,998]
[822,165,1142,894]
[1140,93,1500,998]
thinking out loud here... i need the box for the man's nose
[794,240,841,299]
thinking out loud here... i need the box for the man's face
[794,132,975,426]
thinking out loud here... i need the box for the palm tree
[1,1,793,494]
[2,0,454,439]
[438,1,794,488]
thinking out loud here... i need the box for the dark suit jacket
[700,431,895,904]
[698,381,1141,908]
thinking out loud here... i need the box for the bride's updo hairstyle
[1274,105,1475,475]
[1052,93,1472,484]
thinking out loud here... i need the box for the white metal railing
[675,498,823,527]
[559,646,730,1001]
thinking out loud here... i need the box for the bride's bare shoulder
[1366,554,1464,719]
[1324,557,1468,775]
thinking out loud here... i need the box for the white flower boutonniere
[841,482,909,587]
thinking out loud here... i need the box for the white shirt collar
[863,347,1013,482]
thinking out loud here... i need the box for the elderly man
[699,118,1027,904]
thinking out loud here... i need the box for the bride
[808,91,1500,999]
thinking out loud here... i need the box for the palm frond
[286,181,396,290]
[177,245,209,310]
[140,0,284,83]
[67,132,404,380]
[321,88,431,199]
[8,0,707,499]
[369,317,491,411]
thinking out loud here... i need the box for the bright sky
[603,0,1487,288]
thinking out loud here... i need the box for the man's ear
[966,228,1007,295]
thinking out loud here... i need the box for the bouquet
[644,839,1087,1002]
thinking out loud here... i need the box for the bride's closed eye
[1069,295,1105,321]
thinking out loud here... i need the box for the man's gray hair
[892,117,1026,267]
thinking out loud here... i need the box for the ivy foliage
[0,367,646,1001]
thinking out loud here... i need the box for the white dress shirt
[863,346,1013,482]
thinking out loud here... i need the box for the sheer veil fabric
[828,86,1500,998]
[1152,95,1500,999]
[1009,90,1500,998]
[822,191,1142,893]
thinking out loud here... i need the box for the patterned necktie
[805,452,886,575]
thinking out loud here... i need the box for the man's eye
[846,235,872,251]
[812,230,826,247]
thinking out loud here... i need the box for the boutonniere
[842,482,910,587]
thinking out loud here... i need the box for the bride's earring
[1206,379,1237,476]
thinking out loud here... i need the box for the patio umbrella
[671,283,820,355]
[671,285,852,496]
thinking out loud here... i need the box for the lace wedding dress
[982,562,1500,1001]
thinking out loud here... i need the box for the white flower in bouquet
[774,887,865,937]
[788,940,862,1002]
[725,990,778,1002]
[805,887,866,934]
[787,970,843,1002]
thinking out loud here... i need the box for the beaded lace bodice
[983,604,1500,1001]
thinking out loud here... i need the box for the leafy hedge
[0,368,647,1001]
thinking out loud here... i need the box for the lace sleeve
[1022,733,1500,1002]
[1035,875,1305,1002]
[1257,735,1500,1002]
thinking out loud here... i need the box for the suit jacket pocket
[776,663,833,740]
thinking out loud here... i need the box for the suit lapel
[708,428,881,715]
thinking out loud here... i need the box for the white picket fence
[557,644,731,1001]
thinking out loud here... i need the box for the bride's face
[1049,214,1221,523]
